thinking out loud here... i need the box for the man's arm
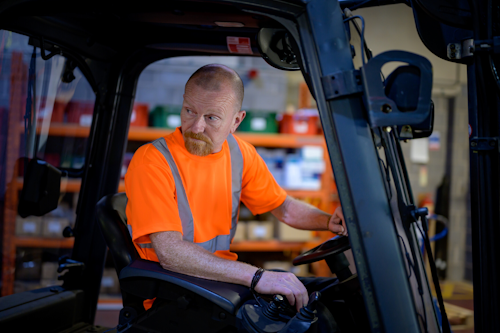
[150,231,309,310]
[270,196,347,236]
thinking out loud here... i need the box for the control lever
[237,292,321,333]
[263,295,286,320]
[297,291,320,321]
[237,294,288,333]
[279,291,320,333]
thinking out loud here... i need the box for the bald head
[186,64,244,112]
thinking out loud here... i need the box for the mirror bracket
[361,50,433,128]
[321,69,363,100]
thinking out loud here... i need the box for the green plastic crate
[238,111,278,133]
[149,105,182,129]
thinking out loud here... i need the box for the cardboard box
[42,217,69,238]
[15,249,42,281]
[100,268,120,295]
[14,281,42,293]
[263,261,292,272]
[15,216,42,236]
[40,279,63,288]
[279,223,313,242]
[41,262,59,280]
[247,221,274,241]
[233,222,247,242]
[290,264,310,277]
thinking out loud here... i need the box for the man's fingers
[254,271,309,311]
[335,206,344,220]
[330,222,345,234]
[289,275,308,311]
[280,288,296,307]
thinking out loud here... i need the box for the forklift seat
[95,193,251,320]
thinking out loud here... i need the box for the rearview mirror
[257,28,300,71]
[384,65,434,139]
[18,158,61,218]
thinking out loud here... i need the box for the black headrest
[96,193,138,274]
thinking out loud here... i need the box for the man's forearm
[150,231,257,286]
[271,196,331,231]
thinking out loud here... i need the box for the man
[125,64,347,313]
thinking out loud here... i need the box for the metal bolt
[384,127,392,133]
[450,52,456,59]
[450,44,456,50]
[471,141,477,147]
[381,103,392,113]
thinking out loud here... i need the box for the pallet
[444,301,474,329]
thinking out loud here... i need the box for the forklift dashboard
[0,0,498,332]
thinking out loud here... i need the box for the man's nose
[191,115,206,133]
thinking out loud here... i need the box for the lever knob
[295,291,321,322]
[273,294,284,304]
[305,291,321,312]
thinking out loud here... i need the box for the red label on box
[227,37,252,54]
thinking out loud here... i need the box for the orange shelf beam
[37,123,91,137]
[16,177,82,192]
[14,237,74,248]
[15,178,326,198]
[40,124,326,148]
[129,128,325,148]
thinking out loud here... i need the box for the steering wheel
[293,235,351,266]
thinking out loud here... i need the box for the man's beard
[183,131,214,157]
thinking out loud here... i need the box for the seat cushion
[119,259,251,314]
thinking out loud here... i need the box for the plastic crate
[238,111,278,133]
[149,105,182,129]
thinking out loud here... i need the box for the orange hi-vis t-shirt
[125,127,287,262]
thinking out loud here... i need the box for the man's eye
[207,116,219,121]
[186,109,194,114]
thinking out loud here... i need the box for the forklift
[0,0,498,332]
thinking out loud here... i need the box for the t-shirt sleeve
[124,144,183,244]
[239,139,287,215]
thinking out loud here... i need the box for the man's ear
[230,110,246,133]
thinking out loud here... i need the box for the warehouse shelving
[2,123,339,295]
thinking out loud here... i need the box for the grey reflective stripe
[227,133,243,242]
[128,225,153,248]
[152,138,195,242]
[197,234,232,253]
[151,134,243,253]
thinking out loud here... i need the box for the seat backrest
[96,193,138,274]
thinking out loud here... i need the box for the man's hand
[253,270,308,312]
[327,206,347,236]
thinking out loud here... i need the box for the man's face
[181,82,245,156]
